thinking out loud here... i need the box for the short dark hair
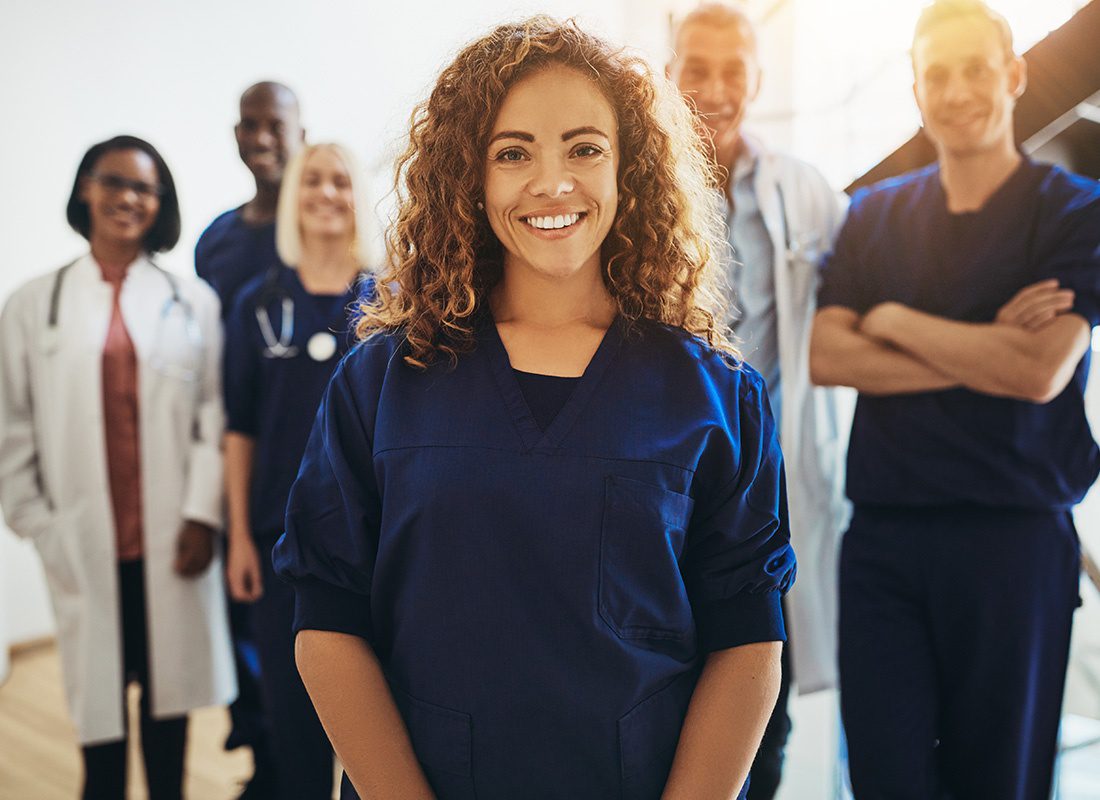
[913,0,1015,61]
[66,135,181,253]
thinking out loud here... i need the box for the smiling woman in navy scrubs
[223,143,372,800]
[273,18,795,800]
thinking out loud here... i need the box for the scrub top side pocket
[390,684,476,800]
[617,668,699,800]
[599,476,695,646]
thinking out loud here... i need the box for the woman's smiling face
[80,149,162,248]
[483,64,619,283]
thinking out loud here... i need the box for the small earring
[476,200,484,211]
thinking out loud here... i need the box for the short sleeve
[1039,188,1100,327]
[817,189,871,313]
[682,373,796,654]
[223,290,261,436]
[272,356,381,642]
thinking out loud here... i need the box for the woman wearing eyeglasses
[221,142,372,800]
[0,135,236,799]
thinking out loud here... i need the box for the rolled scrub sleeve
[222,286,262,437]
[683,370,796,654]
[1040,182,1100,327]
[273,347,381,644]
[816,187,874,314]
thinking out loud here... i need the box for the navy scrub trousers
[251,537,334,800]
[839,506,1080,800]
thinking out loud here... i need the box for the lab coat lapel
[49,254,127,744]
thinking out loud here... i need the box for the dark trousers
[225,571,278,797]
[839,506,1079,800]
[252,537,334,800]
[81,560,188,800]
[747,637,792,800]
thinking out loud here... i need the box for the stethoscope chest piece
[307,332,338,362]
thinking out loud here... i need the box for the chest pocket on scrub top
[599,475,696,645]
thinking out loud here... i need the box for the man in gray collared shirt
[669,5,850,798]
[726,142,782,420]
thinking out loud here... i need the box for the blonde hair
[275,143,373,268]
[358,16,736,369]
[913,0,1015,62]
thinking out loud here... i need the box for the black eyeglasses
[89,173,164,199]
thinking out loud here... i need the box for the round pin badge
[307,332,338,361]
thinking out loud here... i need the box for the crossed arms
[810,279,1091,403]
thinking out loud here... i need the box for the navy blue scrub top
[819,158,1100,509]
[195,207,280,317]
[273,315,795,799]
[224,265,365,540]
[512,369,578,431]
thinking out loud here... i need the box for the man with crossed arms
[811,2,1100,796]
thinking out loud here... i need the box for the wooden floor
[0,642,253,799]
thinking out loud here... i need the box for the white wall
[0,0,653,649]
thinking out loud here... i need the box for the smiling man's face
[667,19,761,170]
[913,14,1024,159]
[235,89,304,188]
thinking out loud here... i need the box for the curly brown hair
[359,15,738,368]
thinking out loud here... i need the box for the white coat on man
[0,253,237,745]
[745,134,855,694]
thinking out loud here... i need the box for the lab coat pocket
[599,476,695,644]
[618,669,697,799]
[34,510,82,601]
[146,302,203,385]
[390,685,476,799]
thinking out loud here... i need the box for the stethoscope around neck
[254,264,367,361]
[45,257,202,380]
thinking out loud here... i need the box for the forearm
[868,304,1089,402]
[662,642,782,800]
[295,629,435,799]
[224,432,255,542]
[810,308,957,395]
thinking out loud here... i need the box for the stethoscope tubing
[253,266,368,360]
[47,257,188,329]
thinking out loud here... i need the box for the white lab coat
[0,254,237,745]
[746,135,855,694]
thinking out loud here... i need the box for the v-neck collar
[479,311,625,453]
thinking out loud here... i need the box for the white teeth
[525,213,581,230]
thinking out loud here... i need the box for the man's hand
[174,520,216,577]
[995,279,1075,331]
[859,301,904,341]
[227,532,264,602]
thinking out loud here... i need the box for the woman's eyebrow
[562,126,609,141]
[488,130,534,145]
[488,126,611,145]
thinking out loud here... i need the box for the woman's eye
[573,144,603,158]
[494,148,526,162]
